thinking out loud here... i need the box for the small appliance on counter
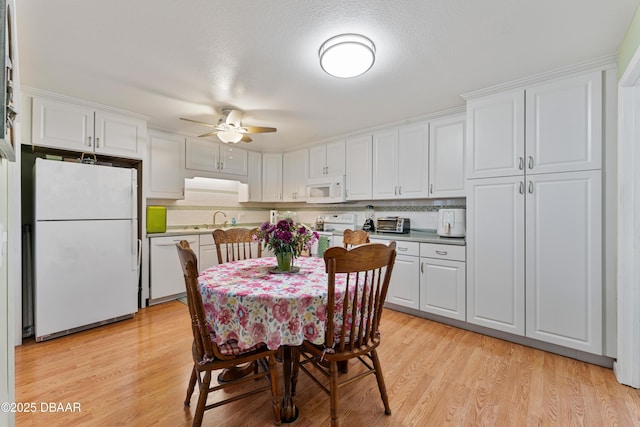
[362,205,375,231]
[269,210,278,224]
[436,208,466,237]
[376,217,410,234]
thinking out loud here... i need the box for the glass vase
[276,252,293,272]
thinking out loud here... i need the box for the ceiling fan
[180,108,277,143]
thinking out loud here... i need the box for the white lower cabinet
[419,243,466,321]
[149,235,198,301]
[371,239,420,310]
[198,233,219,271]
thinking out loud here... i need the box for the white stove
[319,213,357,233]
[311,214,357,256]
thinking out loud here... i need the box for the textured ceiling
[16,0,640,151]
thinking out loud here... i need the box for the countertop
[148,227,466,246]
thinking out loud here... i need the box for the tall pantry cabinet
[464,70,604,354]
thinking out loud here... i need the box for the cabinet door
[385,254,420,310]
[262,153,283,202]
[282,149,308,201]
[325,140,346,176]
[150,235,198,300]
[372,129,398,199]
[345,135,373,200]
[525,71,602,174]
[308,144,328,179]
[466,176,525,335]
[147,131,184,199]
[199,245,219,272]
[245,150,262,201]
[525,170,602,353]
[220,145,248,176]
[466,90,525,179]
[429,115,465,198]
[398,121,429,198]
[185,137,219,173]
[94,111,145,159]
[420,258,466,321]
[32,97,95,151]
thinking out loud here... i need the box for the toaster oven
[376,217,410,233]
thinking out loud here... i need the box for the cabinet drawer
[370,238,419,256]
[200,233,215,246]
[420,243,465,261]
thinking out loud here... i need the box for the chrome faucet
[212,210,227,228]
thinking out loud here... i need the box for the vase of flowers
[254,218,319,271]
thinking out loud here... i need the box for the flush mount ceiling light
[319,33,376,78]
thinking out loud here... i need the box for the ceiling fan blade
[225,109,243,127]
[241,134,252,143]
[180,117,218,128]
[198,131,219,138]
[242,126,277,134]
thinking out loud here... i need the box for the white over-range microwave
[306,175,346,203]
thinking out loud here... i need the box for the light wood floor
[15,301,640,426]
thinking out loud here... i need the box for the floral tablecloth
[198,256,350,351]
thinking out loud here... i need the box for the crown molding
[460,54,618,100]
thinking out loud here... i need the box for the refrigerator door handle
[135,238,142,271]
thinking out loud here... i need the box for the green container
[146,206,167,233]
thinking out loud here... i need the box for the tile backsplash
[150,177,465,231]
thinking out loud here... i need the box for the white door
[466,176,525,335]
[282,149,308,201]
[35,159,135,220]
[220,145,248,176]
[466,90,525,179]
[185,137,219,173]
[398,121,429,198]
[525,170,602,353]
[325,140,346,176]
[246,151,262,201]
[309,144,328,179]
[35,219,138,339]
[148,132,185,199]
[345,134,373,200]
[372,129,398,199]
[429,114,466,198]
[420,258,466,321]
[150,235,198,301]
[525,71,602,174]
[262,153,283,202]
[94,111,144,159]
[386,254,420,310]
[32,97,95,152]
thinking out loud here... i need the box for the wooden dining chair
[293,242,397,427]
[176,240,281,427]
[342,228,370,249]
[213,227,262,264]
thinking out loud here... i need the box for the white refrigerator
[34,158,140,341]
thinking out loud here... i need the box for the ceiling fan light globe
[319,34,375,78]
[218,130,243,143]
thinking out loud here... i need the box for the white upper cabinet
[372,128,398,199]
[245,150,263,202]
[525,71,602,174]
[309,140,345,179]
[372,122,429,199]
[466,90,525,179]
[262,152,283,202]
[345,134,373,200]
[429,114,466,198]
[147,130,185,199]
[466,71,602,179]
[397,121,430,198]
[185,137,248,178]
[32,96,145,159]
[282,148,308,201]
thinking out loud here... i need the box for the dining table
[197,255,355,423]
